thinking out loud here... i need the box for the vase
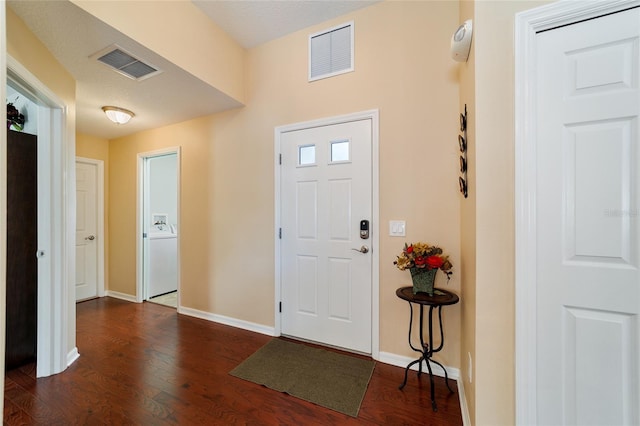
[410,267,437,296]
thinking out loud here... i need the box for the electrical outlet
[468,352,473,383]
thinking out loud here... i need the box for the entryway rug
[229,338,375,417]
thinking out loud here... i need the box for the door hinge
[279,153,282,165]
[279,228,282,239]
[279,301,282,313]
[143,232,147,238]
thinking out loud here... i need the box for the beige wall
[6,6,77,360]
[108,1,462,365]
[76,133,110,290]
[77,132,108,161]
[471,1,551,425]
[458,2,477,424]
[108,118,215,299]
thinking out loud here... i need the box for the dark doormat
[229,338,375,417]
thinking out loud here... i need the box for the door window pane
[330,140,350,163]
[299,145,316,166]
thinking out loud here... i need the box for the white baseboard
[378,351,460,380]
[105,290,138,303]
[67,347,80,367]
[178,306,276,337]
[457,377,472,426]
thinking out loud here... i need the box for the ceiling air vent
[91,45,162,81]
[309,21,354,82]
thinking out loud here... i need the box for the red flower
[406,245,414,254]
[426,256,444,269]
[414,256,426,267]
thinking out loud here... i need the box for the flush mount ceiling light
[102,106,135,124]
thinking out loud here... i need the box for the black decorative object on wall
[458,104,468,198]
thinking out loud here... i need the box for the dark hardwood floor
[4,297,463,425]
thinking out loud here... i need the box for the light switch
[389,220,406,237]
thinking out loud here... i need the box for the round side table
[396,286,459,412]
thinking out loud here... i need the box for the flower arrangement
[394,242,453,281]
[7,102,25,131]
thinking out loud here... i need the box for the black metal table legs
[398,302,455,412]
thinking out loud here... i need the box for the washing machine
[148,225,177,298]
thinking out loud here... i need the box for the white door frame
[6,55,76,377]
[136,147,181,304]
[1,0,7,411]
[514,1,640,423]
[274,109,380,359]
[76,157,106,298]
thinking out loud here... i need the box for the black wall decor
[458,104,468,198]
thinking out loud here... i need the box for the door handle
[85,235,95,241]
[351,245,369,254]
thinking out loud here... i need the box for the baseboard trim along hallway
[178,306,276,337]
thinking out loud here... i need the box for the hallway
[4,297,462,425]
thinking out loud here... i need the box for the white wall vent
[90,45,162,81]
[309,21,354,82]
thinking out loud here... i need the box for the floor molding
[178,306,276,337]
[66,347,80,367]
[105,291,137,303]
[457,377,471,426]
[378,351,460,379]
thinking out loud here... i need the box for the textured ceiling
[7,0,379,140]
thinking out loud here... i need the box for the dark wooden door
[5,129,38,371]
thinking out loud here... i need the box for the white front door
[75,160,99,301]
[536,8,640,425]
[280,118,372,354]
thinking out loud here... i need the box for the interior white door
[281,119,372,353]
[536,8,640,425]
[75,160,99,301]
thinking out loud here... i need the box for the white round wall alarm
[451,19,473,62]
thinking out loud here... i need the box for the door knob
[85,235,95,241]
[351,245,369,254]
